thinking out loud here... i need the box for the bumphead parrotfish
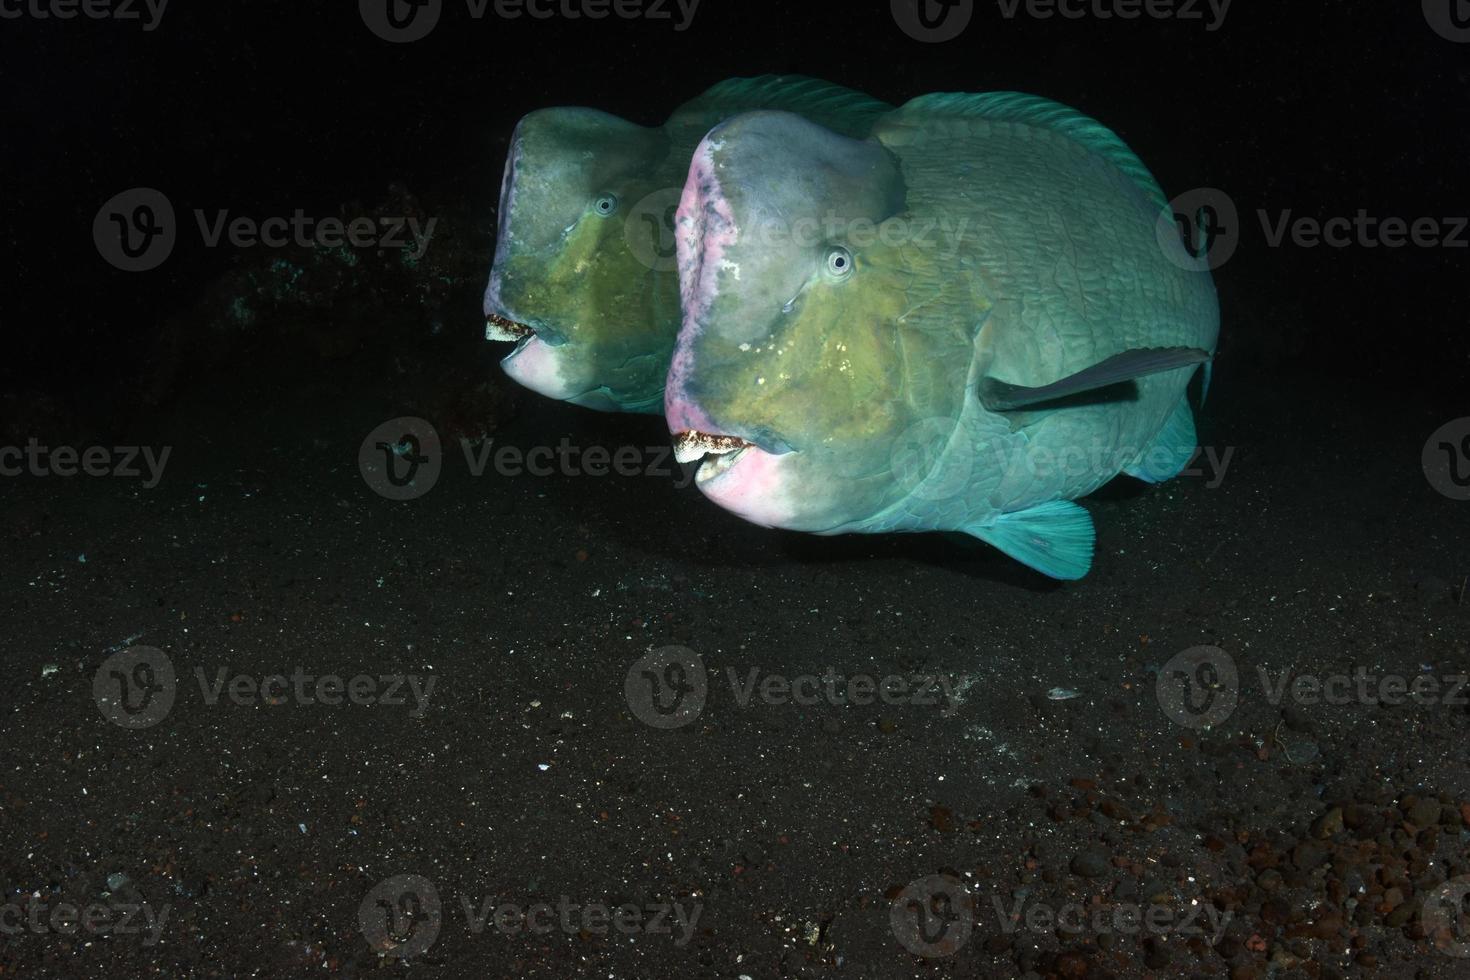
[483,76,891,412]
[665,93,1219,579]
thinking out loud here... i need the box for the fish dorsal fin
[874,92,1168,211]
[665,75,892,143]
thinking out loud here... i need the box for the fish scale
[482,76,892,414]
[665,92,1219,579]
[866,97,1217,532]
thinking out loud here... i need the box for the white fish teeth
[485,313,532,341]
[672,430,753,464]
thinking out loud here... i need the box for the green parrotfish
[483,76,891,412]
[665,94,1219,579]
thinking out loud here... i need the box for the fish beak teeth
[485,313,533,342]
[672,430,756,465]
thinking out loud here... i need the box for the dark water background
[3,1,1465,418]
[1,5,1468,978]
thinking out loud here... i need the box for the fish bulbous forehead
[674,111,907,346]
[500,106,669,251]
[696,111,906,245]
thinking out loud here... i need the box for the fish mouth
[671,430,765,484]
[485,312,533,342]
[671,428,798,527]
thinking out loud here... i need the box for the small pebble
[1070,848,1111,878]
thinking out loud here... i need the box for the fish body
[665,94,1219,578]
[483,76,891,412]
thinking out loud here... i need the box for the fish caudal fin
[978,346,1211,412]
[1125,399,1198,484]
[967,500,1095,580]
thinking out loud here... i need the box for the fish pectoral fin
[1124,399,1198,484]
[978,346,1212,412]
[967,500,1095,580]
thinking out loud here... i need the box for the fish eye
[593,194,618,217]
[825,246,854,281]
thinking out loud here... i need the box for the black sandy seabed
[3,3,1469,977]
[2,265,1469,979]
